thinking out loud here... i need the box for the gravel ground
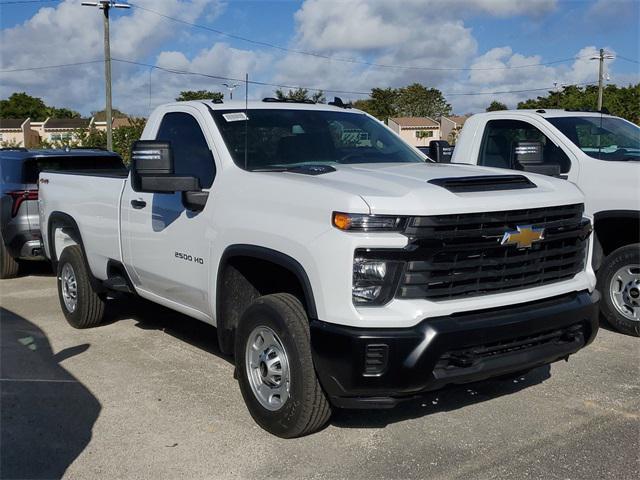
[1,264,639,480]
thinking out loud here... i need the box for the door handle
[131,199,147,209]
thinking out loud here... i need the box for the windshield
[211,109,425,170]
[547,116,640,161]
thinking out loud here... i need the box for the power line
[111,57,371,96]
[0,57,601,98]
[445,82,596,96]
[0,59,103,72]
[616,54,640,65]
[112,58,600,98]
[0,0,61,5]
[128,2,583,73]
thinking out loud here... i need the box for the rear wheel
[235,293,331,438]
[0,234,19,279]
[57,245,105,329]
[597,244,640,337]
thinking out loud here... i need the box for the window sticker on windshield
[223,112,249,122]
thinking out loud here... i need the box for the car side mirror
[130,140,200,193]
[429,140,454,163]
[512,141,561,177]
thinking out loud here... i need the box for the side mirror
[130,140,200,193]
[429,140,454,163]
[512,141,561,177]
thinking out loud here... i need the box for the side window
[155,112,215,188]
[479,119,571,174]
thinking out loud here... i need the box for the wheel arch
[47,211,103,292]
[593,210,640,258]
[215,244,318,355]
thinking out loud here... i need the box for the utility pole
[590,48,615,111]
[82,1,130,151]
[222,83,240,100]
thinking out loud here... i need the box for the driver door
[121,107,216,317]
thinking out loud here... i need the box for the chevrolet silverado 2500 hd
[39,99,599,437]
[450,110,639,336]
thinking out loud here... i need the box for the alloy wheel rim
[610,264,640,322]
[245,326,290,411]
[61,263,78,313]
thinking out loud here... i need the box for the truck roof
[481,109,617,119]
[171,99,364,113]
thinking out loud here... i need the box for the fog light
[353,285,382,303]
[354,259,387,280]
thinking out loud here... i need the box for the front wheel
[235,293,331,438]
[597,244,640,337]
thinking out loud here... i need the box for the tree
[396,83,452,119]
[517,83,639,124]
[274,88,325,103]
[175,90,224,102]
[353,88,399,123]
[1,92,49,120]
[112,118,146,165]
[354,84,451,123]
[0,92,81,120]
[486,100,508,112]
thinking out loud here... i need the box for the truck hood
[287,162,585,216]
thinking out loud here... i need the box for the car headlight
[352,254,404,305]
[333,212,408,232]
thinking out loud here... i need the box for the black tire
[57,245,105,329]
[235,293,331,438]
[597,244,640,337]
[0,234,19,279]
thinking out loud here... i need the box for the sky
[0,0,638,117]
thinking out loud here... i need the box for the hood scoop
[428,175,536,193]
[288,165,336,176]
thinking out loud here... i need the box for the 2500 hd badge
[175,251,204,264]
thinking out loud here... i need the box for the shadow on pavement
[1,307,100,480]
[105,296,234,366]
[15,261,54,278]
[98,297,553,431]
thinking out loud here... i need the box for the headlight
[353,259,387,280]
[333,212,407,232]
[352,255,404,305]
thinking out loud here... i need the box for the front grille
[397,204,589,301]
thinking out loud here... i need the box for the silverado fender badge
[39,178,49,184]
[501,225,545,249]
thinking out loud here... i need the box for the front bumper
[310,290,599,408]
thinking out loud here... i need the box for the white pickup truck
[39,99,599,437]
[450,110,640,336]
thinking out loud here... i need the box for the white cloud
[1,0,635,119]
[0,0,225,115]
[464,0,557,17]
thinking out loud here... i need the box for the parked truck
[450,110,639,336]
[39,99,599,437]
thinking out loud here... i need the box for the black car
[0,148,126,278]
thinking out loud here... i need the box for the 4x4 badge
[501,225,545,249]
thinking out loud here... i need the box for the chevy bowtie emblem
[501,225,545,249]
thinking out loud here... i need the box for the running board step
[103,276,133,293]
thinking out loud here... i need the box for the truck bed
[39,171,127,280]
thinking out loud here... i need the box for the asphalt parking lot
[1,265,639,480]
